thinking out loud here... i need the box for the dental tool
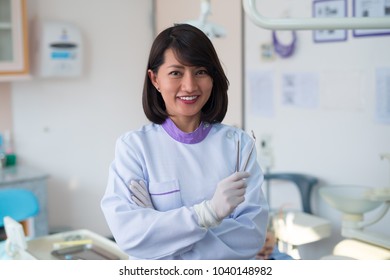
[235,140,240,172]
[241,130,256,172]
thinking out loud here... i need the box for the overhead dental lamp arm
[185,0,226,38]
[242,0,390,30]
[199,0,211,24]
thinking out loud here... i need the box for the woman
[101,24,268,259]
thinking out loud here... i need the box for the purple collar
[161,118,212,144]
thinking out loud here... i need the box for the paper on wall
[281,72,319,108]
[248,70,275,117]
[376,68,390,124]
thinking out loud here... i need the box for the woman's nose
[181,72,198,92]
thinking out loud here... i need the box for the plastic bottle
[0,132,6,168]
[3,130,17,166]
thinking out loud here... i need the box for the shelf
[0,22,12,29]
[0,74,31,82]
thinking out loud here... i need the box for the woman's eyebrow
[167,64,185,69]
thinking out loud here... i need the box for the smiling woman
[101,24,269,260]
[142,24,229,128]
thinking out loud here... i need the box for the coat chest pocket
[149,180,182,211]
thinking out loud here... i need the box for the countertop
[0,166,49,186]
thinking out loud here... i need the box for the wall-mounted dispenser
[34,21,83,77]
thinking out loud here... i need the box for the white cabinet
[0,0,29,80]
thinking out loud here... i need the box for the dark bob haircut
[142,23,229,124]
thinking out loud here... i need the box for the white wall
[11,0,154,236]
[0,83,12,131]
[244,0,390,259]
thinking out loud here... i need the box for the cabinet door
[0,0,29,76]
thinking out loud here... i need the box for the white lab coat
[101,120,269,259]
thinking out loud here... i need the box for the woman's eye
[196,69,209,76]
[169,71,181,76]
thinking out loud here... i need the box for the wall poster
[313,0,348,42]
[353,0,390,37]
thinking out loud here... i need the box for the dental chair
[263,172,331,259]
[0,188,39,238]
[264,173,318,214]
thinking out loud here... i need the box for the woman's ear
[148,69,159,91]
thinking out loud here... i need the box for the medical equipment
[272,210,331,257]
[235,140,240,172]
[264,173,331,259]
[381,153,390,186]
[265,173,319,214]
[242,130,256,172]
[185,0,226,38]
[51,243,120,260]
[34,20,83,77]
[320,185,390,259]
[236,130,256,172]
[242,0,390,30]
[3,217,128,260]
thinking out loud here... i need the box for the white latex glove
[194,171,250,228]
[129,180,154,209]
[210,171,250,219]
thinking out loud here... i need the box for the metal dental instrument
[235,139,240,172]
[241,130,256,172]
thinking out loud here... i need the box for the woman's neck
[170,116,201,133]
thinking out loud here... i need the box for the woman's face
[148,48,213,126]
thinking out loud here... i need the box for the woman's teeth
[179,96,197,101]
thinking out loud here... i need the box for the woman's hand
[193,171,250,228]
[129,180,154,208]
[210,171,250,219]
